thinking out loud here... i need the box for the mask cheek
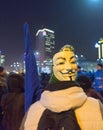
[53,66,60,75]
[53,66,63,80]
[54,65,63,72]
[74,64,77,70]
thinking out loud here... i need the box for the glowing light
[98,45,101,59]
[102,44,103,58]
[36,28,54,36]
[98,39,103,43]
[35,51,39,55]
[75,55,78,58]
[80,55,83,58]
[89,0,100,2]
[95,43,99,48]
[43,31,47,36]
[91,0,98,1]
[86,0,101,6]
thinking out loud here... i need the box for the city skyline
[35,28,55,63]
[0,0,103,65]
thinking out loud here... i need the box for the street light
[98,39,103,58]
[95,38,103,60]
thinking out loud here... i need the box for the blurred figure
[76,65,87,77]
[92,63,103,96]
[0,66,7,130]
[77,65,94,82]
[1,73,24,130]
[76,75,103,103]
[40,73,50,91]
[0,66,8,100]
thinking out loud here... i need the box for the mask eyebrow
[69,56,76,61]
[56,57,66,61]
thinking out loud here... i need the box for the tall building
[35,28,55,65]
[0,50,5,66]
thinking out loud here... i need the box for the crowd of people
[0,66,24,130]
[0,45,103,129]
[76,63,103,98]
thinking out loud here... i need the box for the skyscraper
[35,28,55,65]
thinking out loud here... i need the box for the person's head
[0,66,4,74]
[7,73,24,93]
[52,44,77,81]
[76,75,92,90]
[77,65,81,72]
[97,63,103,70]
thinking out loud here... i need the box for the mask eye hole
[70,58,76,64]
[55,58,65,65]
[71,61,76,64]
[57,62,65,65]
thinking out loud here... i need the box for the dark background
[0,0,103,65]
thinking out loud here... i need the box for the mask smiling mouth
[60,69,76,74]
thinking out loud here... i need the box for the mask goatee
[69,76,72,81]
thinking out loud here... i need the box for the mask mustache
[60,69,76,74]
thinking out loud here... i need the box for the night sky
[0,0,103,65]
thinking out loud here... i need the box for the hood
[40,85,87,113]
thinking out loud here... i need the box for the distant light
[98,39,103,43]
[10,65,13,67]
[36,28,54,36]
[86,0,101,5]
[80,55,83,57]
[75,55,78,58]
[95,43,99,48]
[89,0,100,2]
[6,71,10,74]
[35,51,39,55]
[17,64,20,67]
[91,0,99,1]
[43,31,47,36]
[1,55,5,58]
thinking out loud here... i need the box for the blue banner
[24,23,41,112]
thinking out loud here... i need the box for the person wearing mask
[20,45,103,130]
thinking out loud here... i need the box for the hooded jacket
[20,81,103,130]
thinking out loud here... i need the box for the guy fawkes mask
[53,45,77,81]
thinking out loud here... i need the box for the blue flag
[24,23,41,112]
